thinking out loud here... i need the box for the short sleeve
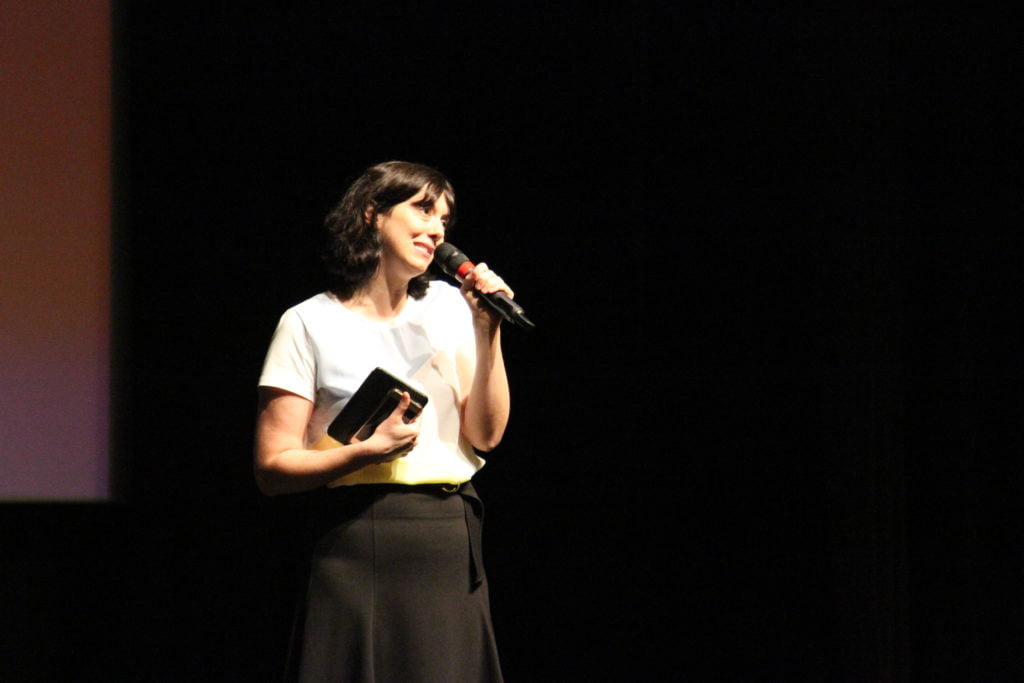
[258,308,317,402]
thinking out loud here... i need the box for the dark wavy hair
[322,161,456,300]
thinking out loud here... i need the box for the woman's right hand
[358,392,421,463]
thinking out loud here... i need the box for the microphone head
[434,242,469,277]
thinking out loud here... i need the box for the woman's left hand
[459,262,513,328]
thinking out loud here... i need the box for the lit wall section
[0,1,111,500]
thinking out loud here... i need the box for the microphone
[434,242,535,329]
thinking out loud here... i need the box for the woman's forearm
[255,441,377,496]
[461,324,510,452]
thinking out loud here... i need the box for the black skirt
[289,482,503,683]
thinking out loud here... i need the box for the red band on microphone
[455,261,475,280]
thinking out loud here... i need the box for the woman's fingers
[392,391,412,419]
[462,262,514,298]
[367,392,421,459]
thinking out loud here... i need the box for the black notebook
[327,367,428,444]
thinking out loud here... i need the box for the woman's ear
[364,204,376,227]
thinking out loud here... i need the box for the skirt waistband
[346,481,469,496]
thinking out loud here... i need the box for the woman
[255,161,510,681]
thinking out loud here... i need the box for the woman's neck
[344,271,409,320]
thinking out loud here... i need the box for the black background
[3,3,1020,681]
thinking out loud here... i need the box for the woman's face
[375,187,450,279]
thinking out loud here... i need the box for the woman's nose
[427,218,445,242]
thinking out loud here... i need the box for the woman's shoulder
[422,278,461,302]
[284,291,341,318]
[405,279,467,330]
[271,292,346,336]
[418,278,468,315]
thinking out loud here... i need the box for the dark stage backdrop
[3,3,1020,681]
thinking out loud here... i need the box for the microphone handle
[482,289,535,329]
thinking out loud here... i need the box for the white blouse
[258,281,485,485]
